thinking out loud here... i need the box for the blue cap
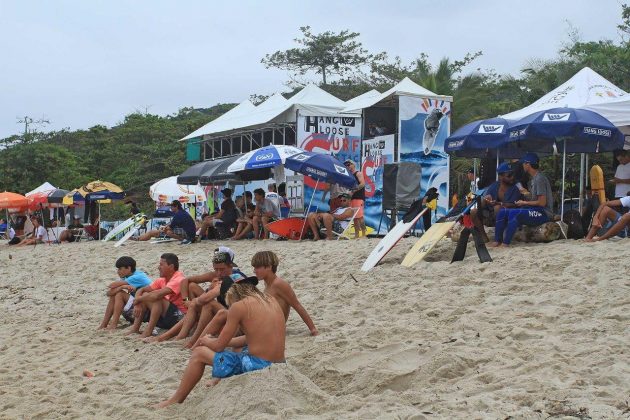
[496,162,513,174]
[519,152,539,165]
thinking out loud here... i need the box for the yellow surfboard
[401,221,456,267]
[590,164,606,204]
[341,223,375,239]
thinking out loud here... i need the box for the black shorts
[122,301,184,329]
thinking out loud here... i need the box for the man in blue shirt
[139,200,197,244]
[470,162,522,242]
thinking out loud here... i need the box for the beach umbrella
[201,154,271,184]
[177,159,224,185]
[149,176,206,204]
[226,145,304,173]
[284,151,357,238]
[27,191,53,210]
[507,107,623,153]
[284,151,357,188]
[0,191,28,210]
[47,189,70,204]
[445,117,525,158]
[507,107,623,219]
[62,188,86,205]
[80,180,125,201]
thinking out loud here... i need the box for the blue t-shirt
[484,181,521,205]
[170,209,197,239]
[124,270,152,289]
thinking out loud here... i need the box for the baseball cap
[519,152,539,165]
[218,275,259,307]
[337,192,351,199]
[73,215,81,219]
[343,159,356,166]
[213,246,236,265]
[467,168,474,174]
[496,162,513,174]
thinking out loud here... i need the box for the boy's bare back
[234,295,285,362]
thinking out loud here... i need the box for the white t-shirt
[614,162,630,198]
[333,207,352,230]
[620,195,630,208]
[34,226,48,242]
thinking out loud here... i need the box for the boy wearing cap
[343,160,367,238]
[156,280,284,408]
[491,153,554,247]
[470,163,522,242]
[138,200,197,244]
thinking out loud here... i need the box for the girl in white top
[17,217,49,246]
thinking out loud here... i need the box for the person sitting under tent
[59,216,84,242]
[306,193,356,240]
[252,188,281,240]
[585,196,630,241]
[138,200,196,244]
[231,203,256,240]
[470,163,523,242]
[15,216,49,246]
[0,218,16,240]
[195,188,239,240]
[490,153,554,247]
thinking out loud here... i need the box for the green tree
[261,26,383,85]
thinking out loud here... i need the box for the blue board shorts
[597,214,628,238]
[212,347,274,378]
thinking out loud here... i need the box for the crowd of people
[97,248,317,407]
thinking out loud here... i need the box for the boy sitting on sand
[157,282,286,407]
[190,250,318,348]
[126,253,188,338]
[98,256,152,330]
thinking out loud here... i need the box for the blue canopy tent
[445,117,524,158]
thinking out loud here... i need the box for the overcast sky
[0,0,623,138]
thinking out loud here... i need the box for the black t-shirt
[220,199,238,227]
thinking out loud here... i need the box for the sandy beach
[0,237,628,419]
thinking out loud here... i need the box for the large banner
[398,96,451,219]
[362,134,395,232]
[297,112,362,211]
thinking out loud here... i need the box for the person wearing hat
[138,200,197,244]
[343,159,367,238]
[491,153,554,247]
[306,192,356,240]
[196,188,239,240]
[470,162,523,242]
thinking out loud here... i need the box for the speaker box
[395,162,421,209]
[382,164,398,209]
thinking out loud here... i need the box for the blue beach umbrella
[506,107,623,153]
[226,145,304,172]
[284,151,357,189]
[445,117,524,158]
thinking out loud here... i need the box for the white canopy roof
[26,182,56,196]
[501,67,629,122]
[149,176,206,203]
[180,85,349,141]
[342,77,452,113]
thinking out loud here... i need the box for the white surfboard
[149,237,177,244]
[361,204,428,272]
[113,216,147,247]
[102,214,144,241]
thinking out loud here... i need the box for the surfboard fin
[451,228,471,263]
[471,229,492,263]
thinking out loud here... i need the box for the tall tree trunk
[321,67,327,85]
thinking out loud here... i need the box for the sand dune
[0,237,628,419]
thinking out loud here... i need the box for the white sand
[0,237,628,419]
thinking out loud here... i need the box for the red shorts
[350,199,364,218]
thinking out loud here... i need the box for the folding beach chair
[323,207,361,240]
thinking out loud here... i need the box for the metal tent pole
[300,179,319,239]
[579,153,585,213]
[561,140,566,218]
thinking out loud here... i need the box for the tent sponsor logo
[293,154,309,161]
[334,164,348,175]
[448,139,465,148]
[255,153,274,161]
[543,113,570,121]
[583,127,612,137]
[478,124,503,133]
[305,167,327,177]
[341,117,356,127]
[509,129,526,139]
[304,116,353,135]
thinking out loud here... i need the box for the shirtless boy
[157,282,286,407]
[190,250,318,348]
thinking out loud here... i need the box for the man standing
[491,153,553,247]
[343,159,367,238]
